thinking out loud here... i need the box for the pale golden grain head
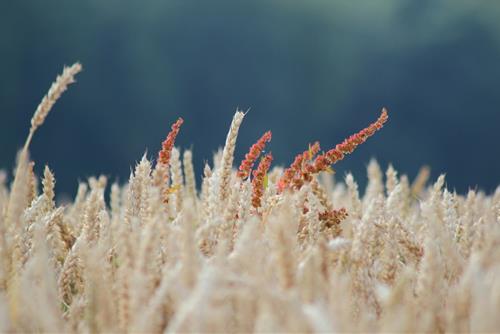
[218,110,245,201]
[26,63,82,149]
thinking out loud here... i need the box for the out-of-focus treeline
[1,0,499,194]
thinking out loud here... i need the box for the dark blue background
[1,1,499,195]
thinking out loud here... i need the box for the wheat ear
[25,62,82,150]
[218,110,245,201]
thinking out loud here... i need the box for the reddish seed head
[238,131,272,179]
[277,141,321,193]
[251,153,273,209]
[279,109,388,193]
[312,109,388,173]
[158,117,184,166]
[319,207,348,228]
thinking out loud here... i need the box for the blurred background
[1,0,500,195]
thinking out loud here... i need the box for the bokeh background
[1,1,500,195]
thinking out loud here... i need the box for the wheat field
[1,63,499,333]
